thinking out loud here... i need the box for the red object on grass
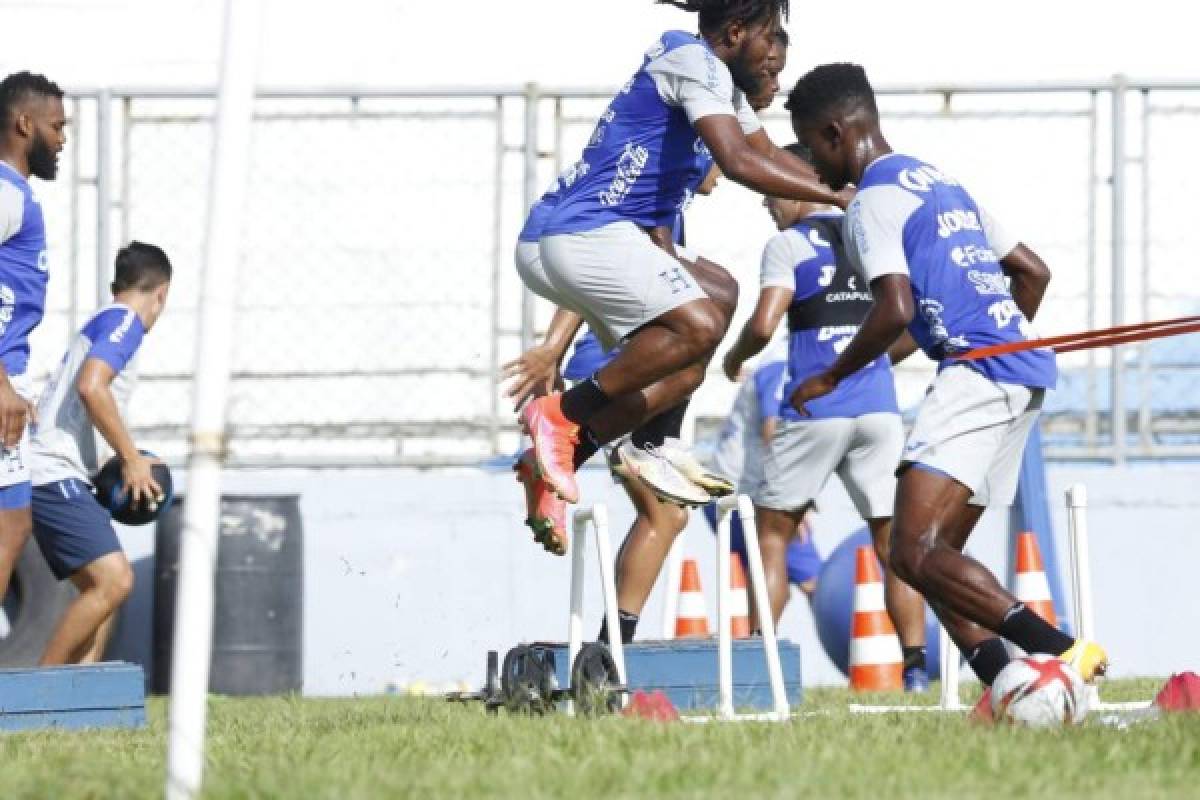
[622,690,680,722]
[1154,672,1200,712]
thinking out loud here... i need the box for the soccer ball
[990,654,1089,727]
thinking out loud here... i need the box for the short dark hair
[111,241,172,294]
[0,72,64,131]
[656,1,790,35]
[785,63,877,123]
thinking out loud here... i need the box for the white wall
[107,460,1200,695]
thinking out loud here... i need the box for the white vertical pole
[95,88,112,308]
[591,504,627,694]
[1065,485,1096,641]
[938,625,962,710]
[566,511,588,717]
[736,495,789,719]
[1111,75,1128,465]
[1065,483,1100,707]
[164,1,262,798]
[716,500,733,719]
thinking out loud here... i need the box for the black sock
[560,376,610,426]
[902,646,927,672]
[631,400,689,449]
[572,426,602,469]
[997,603,1074,656]
[597,610,640,645]
[966,637,1011,686]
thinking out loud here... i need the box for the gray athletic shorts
[752,412,904,519]
[538,221,708,349]
[901,364,1044,508]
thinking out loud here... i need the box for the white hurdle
[1064,484,1153,714]
[567,504,628,716]
[713,494,791,722]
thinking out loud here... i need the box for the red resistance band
[956,315,1200,361]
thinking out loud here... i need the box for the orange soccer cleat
[519,394,581,504]
[514,449,568,556]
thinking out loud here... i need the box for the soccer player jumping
[518,0,845,524]
[784,64,1107,697]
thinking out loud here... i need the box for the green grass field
[1,680,1196,799]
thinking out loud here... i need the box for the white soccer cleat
[615,439,710,508]
[656,437,735,498]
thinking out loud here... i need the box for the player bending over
[30,242,171,664]
[785,63,1106,700]
[518,0,845,531]
[723,145,930,688]
[0,71,66,609]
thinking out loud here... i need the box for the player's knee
[888,537,924,587]
[97,558,134,608]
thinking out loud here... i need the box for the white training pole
[716,498,734,719]
[660,536,682,639]
[938,624,963,710]
[165,1,261,798]
[1065,484,1096,642]
[590,504,628,693]
[736,495,790,719]
[566,510,589,716]
[1065,483,1103,709]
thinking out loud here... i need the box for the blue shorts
[32,479,122,580]
[703,504,822,586]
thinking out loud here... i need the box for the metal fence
[34,79,1200,466]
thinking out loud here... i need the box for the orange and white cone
[849,545,903,691]
[1014,531,1057,626]
[674,558,709,638]
[729,553,751,639]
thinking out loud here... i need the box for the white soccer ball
[990,654,1089,727]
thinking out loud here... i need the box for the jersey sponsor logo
[967,269,1009,296]
[109,310,137,344]
[0,284,14,335]
[816,324,859,341]
[936,209,982,238]
[951,244,1000,268]
[897,164,960,193]
[598,142,650,207]
[825,291,873,303]
[918,298,969,353]
[693,137,711,158]
[703,49,719,90]
[818,264,835,287]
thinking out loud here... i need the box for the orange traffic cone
[729,553,751,639]
[674,558,709,638]
[1014,532,1057,626]
[849,545,903,691]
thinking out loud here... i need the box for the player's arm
[979,204,1051,321]
[1001,245,1051,322]
[745,129,856,208]
[886,330,921,365]
[724,289,791,380]
[0,182,30,447]
[696,116,842,207]
[502,307,584,409]
[76,359,161,508]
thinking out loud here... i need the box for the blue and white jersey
[760,211,899,421]
[0,161,50,377]
[671,144,715,245]
[542,31,760,235]
[30,304,146,486]
[846,153,1056,389]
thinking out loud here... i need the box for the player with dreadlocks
[0,71,67,613]
[516,1,846,549]
[784,62,1107,715]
